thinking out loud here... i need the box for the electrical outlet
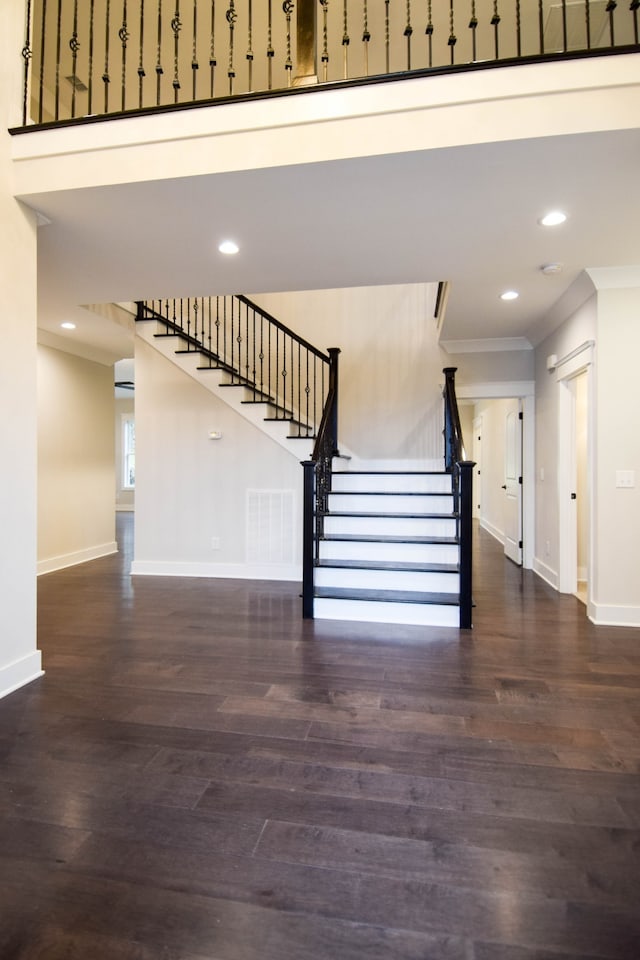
[616,470,635,489]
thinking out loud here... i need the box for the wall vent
[246,490,296,564]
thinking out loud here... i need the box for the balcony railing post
[301,459,316,618]
[458,459,475,629]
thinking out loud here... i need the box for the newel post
[301,460,316,619]
[328,347,341,457]
[458,460,475,629]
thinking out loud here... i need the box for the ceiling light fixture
[218,240,239,255]
[539,210,567,227]
[541,262,563,276]
[500,290,519,301]
[60,321,76,329]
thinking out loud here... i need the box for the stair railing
[137,296,331,439]
[443,367,475,629]
[301,347,340,618]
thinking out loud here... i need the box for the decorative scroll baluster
[585,0,592,48]
[320,0,329,81]
[606,0,617,45]
[21,0,32,126]
[469,0,478,61]
[70,0,80,118]
[448,0,457,64]
[267,0,274,88]
[210,1,216,96]
[103,0,111,113]
[538,0,544,53]
[342,0,350,79]
[172,2,182,101]
[426,0,433,68]
[405,0,413,71]
[385,0,390,72]
[226,0,236,95]
[283,0,294,85]
[55,0,62,120]
[156,0,163,105]
[491,0,500,59]
[38,0,46,122]
[120,0,129,111]
[246,0,253,91]
[362,0,370,75]
[138,0,146,107]
[88,0,95,114]
[515,0,521,56]
[631,0,640,46]
[192,0,199,100]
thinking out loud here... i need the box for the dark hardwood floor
[1,515,639,959]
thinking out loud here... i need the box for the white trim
[116,504,135,512]
[131,560,301,582]
[456,381,535,400]
[588,602,640,628]
[0,652,44,701]
[533,557,559,590]
[555,340,595,382]
[442,337,533,354]
[38,541,118,575]
[480,517,504,545]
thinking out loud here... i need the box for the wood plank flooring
[1,515,639,959]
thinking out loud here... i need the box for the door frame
[456,381,535,570]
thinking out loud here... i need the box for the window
[122,415,135,489]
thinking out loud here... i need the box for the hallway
[1,518,639,959]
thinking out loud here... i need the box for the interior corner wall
[0,0,42,698]
[133,339,302,580]
[592,285,640,625]
[115,396,135,511]
[534,290,597,590]
[37,345,117,573]
[250,285,447,463]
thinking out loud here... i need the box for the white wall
[115,396,135,511]
[0,1,42,698]
[253,284,447,463]
[133,339,303,579]
[37,345,117,573]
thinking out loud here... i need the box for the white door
[503,404,523,565]
[472,416,482,520]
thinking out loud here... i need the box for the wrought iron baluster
[210,0,216,97]
[585,0,592,48]
[226,0,236,94]
[120,0,129,111]
[342,0,350,79]
[631,0,640,46]
[138,0,145,107]
[320,0,329,81]
[405,0,413,71]
[70,0,80,118]
[192,0,199,101]
[192,298,198,349]
[259,314,265,397]
[246,0,253,91]
[305,349,310,435]
[283,0,294,85]
[156,0,164,105]
[538,0,544,53]
[207,297,212,362]
[561,0,568,51]
[362,0,370,76]
[385,0,390,72]
[469,0,477,61]
[275,328,280,416]
[38,0,46,122]
[515,0,521,57]
[172,2,182,102]
[251,306,257,398]
[267,0,274,88]
[426,0,433,68]
[88,0,95,114]
[448,0,457,64]
[21,0,32,126]
[55,0,62,120]
[606,0,617,45]
[491,0,500,60]
[243,301,249,385]
[215,296,221,363]
[103,0,111,113]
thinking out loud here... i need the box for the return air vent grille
[246,490,296,565]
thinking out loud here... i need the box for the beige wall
[37,345,116,572]
[0,1,42,698]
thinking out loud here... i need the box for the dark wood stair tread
[322,533,458,545]
[327,511,457,519]
[317,559,459,573]
[314,586,460,605]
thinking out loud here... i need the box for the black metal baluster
[538,0,544,53]
[38,0,46,122]
[275,328,280,416]
[585,0,592,48]
[207,297,212,363]
[305,349,310,435]
[21,0,32,126]
[192,0,199,100]
[156,0,164,105]
[138,0,145,107]
[385,0,390,72]
[172,2,182,102]
[259,314,264,397]
[491,0,500,60]
[631,0,640,46]
[469,0,477,61]
[226,0,236,94]
[70,0,80,118]
[103,0,111,113]
[362,0,370,75]
[297,342,301,436]
[342,0,350,78]
[448,0,457,63]
[405,0,413,70]
[215,297,221,364]
[246,0,253,91]
[561,0,568,51]
[515,0,521,56]
[55,0,62,120]
[284,0,294,84]
[426,0,433,68]
[606,0,617,45]
[120,0,129,111]
[251,306,257,398]
[210,0,216,96]
[243,300,249,385]
[267,321,272,408]
[88,0,95,114]
[192,298,198,350]
[267,0,274,88]
[320,0,329,81]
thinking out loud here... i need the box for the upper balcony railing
[18,0,640,127]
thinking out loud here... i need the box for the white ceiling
[32,125,640,364]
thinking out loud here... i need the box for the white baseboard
[588,602,640,628]
[480,517,504,545]
[38,541,118,576]
[0,651,44,700]
[130,560,301,582]
[533,556,559,590]
[577,566,587,582]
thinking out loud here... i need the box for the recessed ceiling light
[218,240,239,255]
[60,321,76,329]
[539,210,567,227]
[500,290,519,301]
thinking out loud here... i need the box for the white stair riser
[328,493,453,514]
[314,597,460,627]
[324,516,457,538]
[319,540,459,564]
[315,568,459,593]
[332,474,451,494]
